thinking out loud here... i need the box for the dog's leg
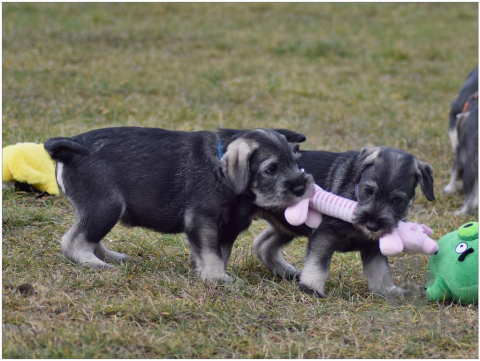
[197,238,231,282]
[185,211,231,282]
[62,223,113,269]
[218,201,255,270]
[455,158,478,215]
[456,183,478,215]
[252,224,298,279]
[95,242,129,263]
[361,246,409,298]
[298,227,335,297]
[220,243,234,270]
[444,159,463,195]
[448,126,459,153]
[62,199,124,269]
[298,257,331,297]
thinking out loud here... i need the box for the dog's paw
[298,283,325,298]
[443,184,457,195]
[106,253,129,264]
[453,208,471,216]
[95,243,129,264]
[200,272,233,284]
[85,262,116,270]
[276,266,299,281]
[382,286,419,300]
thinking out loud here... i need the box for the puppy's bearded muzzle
[353,206,399,240]
[286,171,314,204]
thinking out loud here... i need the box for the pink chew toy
[284,184,438,256]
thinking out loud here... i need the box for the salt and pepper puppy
[45,127,313,282]
[254,147,435,297]
[444,66,478,215]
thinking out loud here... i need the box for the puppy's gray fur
[254,147,435,297]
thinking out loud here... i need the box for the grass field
[2,3,478,358]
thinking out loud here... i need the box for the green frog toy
[426,221,478,304]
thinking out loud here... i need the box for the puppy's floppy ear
[274,129,307,143]
[354,147,381,183]
[415,159,435,201]
[221,138,259,195]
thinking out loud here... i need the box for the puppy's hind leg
[63,199,125,269]
[455,162,478,215]
[252,224,298,280]
[95,242,129,263]
[456,184,478,215]
[444,159,463,195]
[62,223,113,269]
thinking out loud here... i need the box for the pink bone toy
[285,184,438,256]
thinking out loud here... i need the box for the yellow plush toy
[3,142,59,195]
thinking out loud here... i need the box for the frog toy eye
[455,242,468,254]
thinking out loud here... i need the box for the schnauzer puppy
[444,66,478,215]
[45,127,313,282]
[254,147,435,297]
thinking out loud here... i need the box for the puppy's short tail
[44,137,90,162]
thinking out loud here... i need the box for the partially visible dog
[254,147,435,297]
[45,127,313,282]
[447,67,478,151]
[444,66,478,215]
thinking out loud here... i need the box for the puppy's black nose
[291,184,305,197]
[366,220,380,232]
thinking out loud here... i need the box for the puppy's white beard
[251,188,288,209]
[251,185,313,209]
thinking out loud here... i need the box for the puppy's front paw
[383,286,417,300]
[199,272,233,284]
[298,283,325,298]
[279,266,299,281]
[443,184,457,195]
[84,261,116,270]
[453,208,469,216]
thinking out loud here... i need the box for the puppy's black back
[46,127,225,233]
[298,150,358,197]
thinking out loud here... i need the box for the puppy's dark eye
[364,187,374,196]
[391,196,403,204]
[266,163,278,174]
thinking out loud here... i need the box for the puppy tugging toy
[285,184,438,256]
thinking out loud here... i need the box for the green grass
[2,3,478,358]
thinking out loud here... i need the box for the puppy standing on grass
[44,127,313,282]
[254,147,435,297]
[444,66,478,215]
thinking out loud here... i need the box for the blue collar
[218,139,224,159]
